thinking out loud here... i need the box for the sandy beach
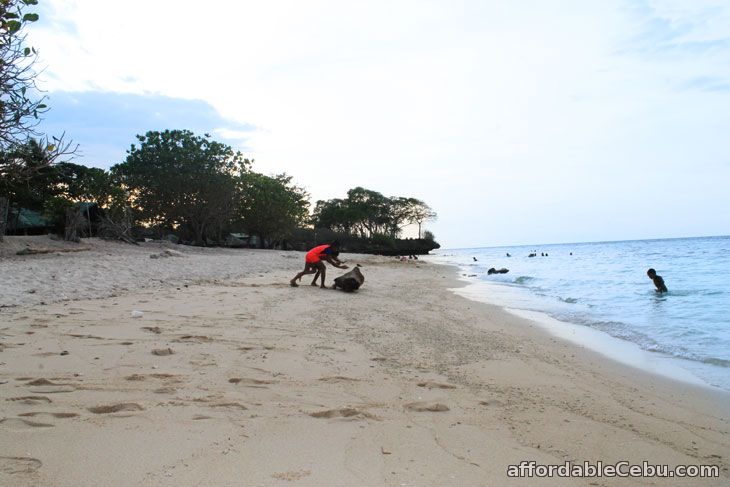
[1,237,728,486]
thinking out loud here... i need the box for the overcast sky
[29,0,730,248]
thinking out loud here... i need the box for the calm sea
[430,236,730,391]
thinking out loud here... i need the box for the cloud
[38,91,257,168]
[25,0,730,246]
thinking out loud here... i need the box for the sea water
[429,236,730,391]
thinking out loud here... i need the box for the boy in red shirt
[290,241,348,288]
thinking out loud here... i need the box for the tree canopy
[0,0,45,148]
[112,129,250,245]
[312,187,437,239]
[237,172,309,246]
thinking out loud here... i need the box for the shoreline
[1,239,729,485]
[448,275,725,392]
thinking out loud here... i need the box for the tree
[0,1,76,240]
[238,172,309,247]
[0,0,46,148]
[407,199,437,238]
[312,188,438,239]
[0,138,60,210]
[112,130,250,245]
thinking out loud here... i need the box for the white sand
[1,236,728,486]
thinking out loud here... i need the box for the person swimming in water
[647,268,668,294]
[291,241,348,288]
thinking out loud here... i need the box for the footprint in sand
[25,379,58,386]
[0,418,54,429]
[66,334,105,340]
[318,376,361,383]
[309,408,375,420]
[175,335,213,343]
[416,381,457,389]
[404,402,450,412]
[28,386,75,394]
[153,387,177,394]
[228,378,276,387]
[6,396,52,405]
[18,412,78,419]
[25,379,75,394]
[209,402,248,410]
[0,456,42,475]
[151,348,175,356]
[87,403,144,414]
[141,326,162,334]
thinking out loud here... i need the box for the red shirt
[305,244,331,264]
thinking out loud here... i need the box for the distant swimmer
[473,257,478,262]
[506,253,511,257]
[647,268,668,294]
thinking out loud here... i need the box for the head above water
[647,268,657,278]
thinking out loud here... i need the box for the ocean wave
[700,357,730,368]
[514,276,535,285]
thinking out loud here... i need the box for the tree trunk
[64,208,83,242]
[0,197,8,242]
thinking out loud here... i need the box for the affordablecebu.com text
[507,461,719,478]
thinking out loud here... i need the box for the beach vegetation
[312,188,437,239]
[236,172,309,248]
[1,130,438,253]
[112,129,250,246]
[0,0,45,148]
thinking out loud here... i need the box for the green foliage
[237,172,310,246]
[0,139,59,210]
[112,129,250,244]
[0,0,46,147]
[42,195,74,234]
[54,162,127,219]
[312,187,437,239]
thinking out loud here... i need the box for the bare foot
[320,285,327,289]
[290,280,299,287]
[310,281,318,286]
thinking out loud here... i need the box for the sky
[27,0,730,248]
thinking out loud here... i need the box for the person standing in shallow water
[291,241,348,288]
[647,268,668,294]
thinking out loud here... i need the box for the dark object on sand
[487,267,509,275]
[333,267,365,292]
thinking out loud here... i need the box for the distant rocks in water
[487,268,509,275]
[333,267,365,292]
